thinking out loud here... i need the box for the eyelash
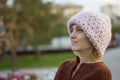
[69,28,83,33]
[77,29,83,32]
[70,28,73,33]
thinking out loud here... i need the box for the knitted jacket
[54,56,112,80]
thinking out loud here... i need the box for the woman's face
[69,25,93,52]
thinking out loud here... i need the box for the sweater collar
[76,56,80,63]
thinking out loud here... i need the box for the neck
[74,47,101,64]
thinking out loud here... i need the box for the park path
[0,47,120,80]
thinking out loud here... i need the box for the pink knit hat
[67,10,112,56]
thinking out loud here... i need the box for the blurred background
[0,0,120,80]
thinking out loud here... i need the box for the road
[0,47,120,80]
[103,47,120,80]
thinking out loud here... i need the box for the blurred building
[51,5,83,18]
[101,4,120,25]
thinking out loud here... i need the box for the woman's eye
[70,28,73,33]
[77,29,83,32]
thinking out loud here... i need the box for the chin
[73,52,80,56]
[71,47,80,52]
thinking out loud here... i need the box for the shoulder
[95,62,111,74]
[85,62,112,80]
[58,58,76,69]
[56,58,76,73]
[54,58,76,79]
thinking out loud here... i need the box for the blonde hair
[92,48,101,60]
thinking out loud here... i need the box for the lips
[71,40,78,45]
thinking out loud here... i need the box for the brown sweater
[54,56,112,80]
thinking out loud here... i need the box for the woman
[54,10,112,80]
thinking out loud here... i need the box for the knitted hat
[67,10,112,56]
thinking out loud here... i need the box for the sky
[43,0,120,11]
[7,0,120,12]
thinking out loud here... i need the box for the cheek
[77,34,85,41]
[83,37,92,47]
[77,34,83,40]
[78,34,92,47]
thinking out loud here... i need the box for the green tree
[14,0,67,46]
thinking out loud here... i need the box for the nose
[70,31,76,39]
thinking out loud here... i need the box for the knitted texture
[67,10,112,56]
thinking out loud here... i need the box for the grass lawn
[0,52,75,70]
